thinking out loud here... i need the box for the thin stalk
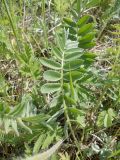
[22,0,26,29]
[60,48,83,159]
[77,0,81,17]
[63,101,83,160]
[42,0,48,48]
[3,0,21,52]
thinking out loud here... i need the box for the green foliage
[97,108,116,127]
[40,28,96,96]
[17,45,41,79]
[54,0,73,16]
[0,0,120,159]
[63,15,96,49]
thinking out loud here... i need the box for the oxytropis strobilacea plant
[40,15,97,159]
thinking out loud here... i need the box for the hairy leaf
[64,59,83,71]
[40,58,61,70]
[41,83,61,94]
[43,70,61,81]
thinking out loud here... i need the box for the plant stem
[60,37,83,160]
[3,0,21,52]
[77,0,81,17]
[63,101,83,160]
[42,0,48,48]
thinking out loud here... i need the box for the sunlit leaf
[43,70,61,81]
[33,134,46,154]
[63,18,76,27]
[78,23,94,36]
[77,15,91,27]
[40,58,61,70]
[41,83,61,94]
[64,59,83,71]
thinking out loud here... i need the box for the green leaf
[64,59,83,71]
[11,120,19,136]
[78,32,95,44]
[76,116,86,128]
[86,0,101,8]
[63,83,70,92]
[43,70,61,81]
[64,71,82,81]
[64,95,76,105]
[4,118,10,134]
[78,42,95,49]
[107,108,116,119]
[77,85,92,98]
[30,140,63,160]
[68,108,85,116]
[104,108,115,128]
[68,34,77,41]
[18,53,29,64]
[77,0,81,13]
[17,118,32,134]
[33,134,46,154]
[51,45,62,60]
[22,114,50,123]
[77,15,91,27]
[69,27,77,34]
[42,133,55,149]
[97,111,106,127]
[9,104,24,116]
[55,33,65,51]
[65,48,82,54]
[64,52,83,61]
[41,122,54,131]
[41,83,61,94]
[84,58,95,66]
[63,18,76,27]
[78,74,93,83]
[40,58,61,70]
[81,52,96,59]
[71,9,78,19]
[78,23,94,36]
[104,113,112,128]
